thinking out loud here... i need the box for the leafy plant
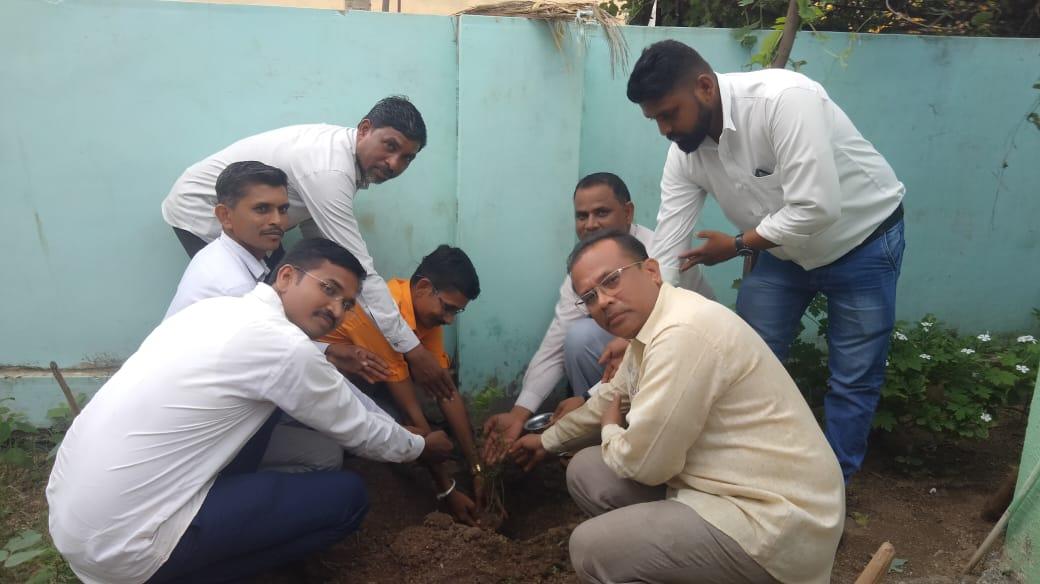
[0,399,37,468]
[0,529,47,569]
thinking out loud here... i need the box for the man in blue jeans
[47,239,453,583]
[627,40,906,481]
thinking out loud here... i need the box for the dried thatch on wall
[456,1,629,76]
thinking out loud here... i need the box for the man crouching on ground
[46,238,453,584]
[509,230,844,583]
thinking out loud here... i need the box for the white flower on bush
[920,321,933,329]
[1017,365,1031,374]
[894,331,908,341]
[885,360,890,367]
[1018,335,1037,344]
[960,348,976,355]
[919,353,932,360]
[980,412,993,423]
[977,332,992,342]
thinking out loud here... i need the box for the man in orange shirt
[322,245,484,525]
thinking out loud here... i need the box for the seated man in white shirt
[628,41,906,482]
[510,230,844,584]
[162,95,456,403]
[482,173,714,461]
[47,238,453,584]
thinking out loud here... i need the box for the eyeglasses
[292,266,356,312]
[574,262,643,309]
[433,287,466,316]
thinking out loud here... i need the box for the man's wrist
[510,405,534,422]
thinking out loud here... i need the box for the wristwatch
[734,233,754,257]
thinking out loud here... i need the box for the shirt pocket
[743,171,784,215]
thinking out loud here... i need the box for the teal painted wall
[1007,366,1040,577]
[2,0,1039,422]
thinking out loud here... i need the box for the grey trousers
[259,422,344,473]
[563,318,615,397]
[566,447,777,584]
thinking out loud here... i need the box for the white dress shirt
[164,232,269,319]
[46,285,424,584]
[514,223,714,413]
[651,69,905,283]
[161,124,421,353]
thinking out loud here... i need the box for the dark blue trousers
[736,221,906,481]
[147,411,368,583]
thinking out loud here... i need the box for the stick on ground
[49,361,82,417]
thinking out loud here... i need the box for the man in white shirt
[165,161,349,473]
[161,96,456,400]
[47,239,453,584]
[165,161,289,319]
[627,40,906,481]
[482,173,714,461]
[509,230,844,584]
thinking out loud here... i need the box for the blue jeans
[148,410,368,583]
[736,221,905,481]
[563,318,615,399]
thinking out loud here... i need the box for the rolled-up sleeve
[294,170,420,353]
[651,146,708,286]
[754,88,842,247]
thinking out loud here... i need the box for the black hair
[361,95,428,150]
[277,238,367,284]
[574,172,632,204]
[626,40,713,104]
[411,245,481,300]
[215,160,288,207]
[567,229,649,274]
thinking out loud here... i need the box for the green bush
[784,302,1039,443]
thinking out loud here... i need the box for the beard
[668,103,714,154]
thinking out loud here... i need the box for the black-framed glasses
[292,265,356,312]
[574,262,643,309]
[432,287,466,316]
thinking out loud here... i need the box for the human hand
[418,430,454,464]
[444,489,478,526]
[481,411,525,464]
[679,230,739,270]
[325,343,392,384]
[508,434,548,472]
[406,346,455,400]
[597,337,630,383]
[551,396,586,424]
[600,394,624,428]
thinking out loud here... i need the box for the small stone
[929,487,937,494]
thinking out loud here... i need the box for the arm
[267,339,424,463]
[753,87,842,247]
[539,349,634,454]
[294,170,421,353]
[600,326,727,486]
[650,146,709,286]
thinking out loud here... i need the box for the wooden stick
[853,542,896,584]
[965,460,1040,573]
[48,361,82,417]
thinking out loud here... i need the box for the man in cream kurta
[510,230,844,583]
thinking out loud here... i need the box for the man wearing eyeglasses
[320,245,485,526]
[509,230,844,584]
[482,172,714,463]
[47,238,455,584]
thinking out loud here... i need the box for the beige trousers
[566,447,778,584]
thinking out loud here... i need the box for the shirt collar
[348,127,371,191]
[249,282,283,311]
[218,231,270,282]
[717,74,737,133]
[633,282,675,346]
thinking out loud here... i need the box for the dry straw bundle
[456,1,629,76]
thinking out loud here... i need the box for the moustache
[261,228,284,236]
